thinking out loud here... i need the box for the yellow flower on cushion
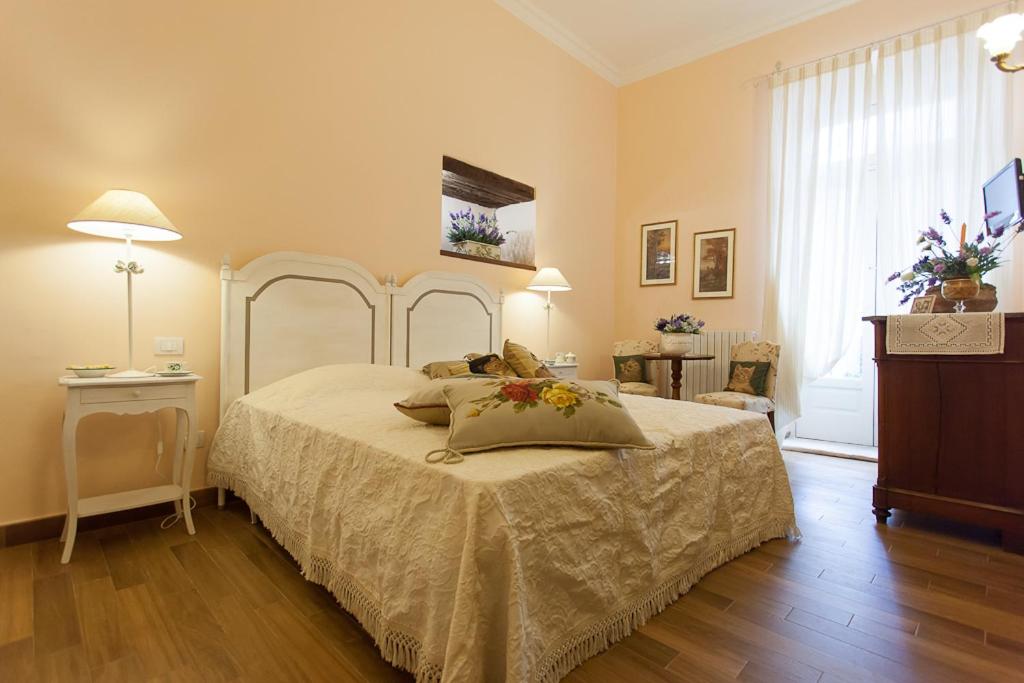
[540,383,580,409]
[467,408,482,418]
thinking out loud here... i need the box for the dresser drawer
[80,384,187,404]
[547,365,578,380]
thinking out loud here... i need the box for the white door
[795,325,877,446]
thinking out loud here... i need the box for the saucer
[155,370,192,376]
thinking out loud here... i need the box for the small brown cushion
[612,354,647,383]
[421,360,472,379]
[395,377,495,425]
[438,378,654,456]
[467,353,517,377]
[502,339,554,378]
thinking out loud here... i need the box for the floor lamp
[67,190,182,378]
[527,267,572,362]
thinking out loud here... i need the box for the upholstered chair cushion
[723,361,771,396]
[612,340,658,356]
[612,355,647,383]
[729,341,781,400]
[693,391,775,414]
[619,382,659,397]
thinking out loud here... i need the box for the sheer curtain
[763,5,1014,434]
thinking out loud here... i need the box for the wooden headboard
[220,252,502,415]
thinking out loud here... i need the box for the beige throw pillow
[502,339,554,378]
[421,360,472,379]
[434,378,655,459]
[395,377,497,425]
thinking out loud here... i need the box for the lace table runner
[886,312,1005,355]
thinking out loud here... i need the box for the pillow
[724,361,771,396]
[395,377,494,425]
[428,378,655,462]
[612,354,647,383]
[467,353,517,377]
[502,339,554,378]
[421,360,471,379]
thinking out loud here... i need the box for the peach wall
[0,0,617,525]
[615,0,1020,341]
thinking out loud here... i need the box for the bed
[208,252,798,683]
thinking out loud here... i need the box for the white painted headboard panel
[220,252,503,417]
[220,252,390,415]
[390,271,503,370]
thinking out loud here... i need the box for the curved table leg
[176,407,197,535]
[61,413,78,564]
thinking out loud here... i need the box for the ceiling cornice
[619,0,861,84]
[494,0,862,87]
[493,0,625,85]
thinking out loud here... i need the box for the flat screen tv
[983,158,1024,231]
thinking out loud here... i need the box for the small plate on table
[154,370,192,377]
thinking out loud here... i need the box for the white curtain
[764,5,1015,434]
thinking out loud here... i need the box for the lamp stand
[108,237,152,378]
[543,290,553,362]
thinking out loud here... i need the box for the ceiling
[494,0,860,85]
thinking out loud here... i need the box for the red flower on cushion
[500,381,539,403]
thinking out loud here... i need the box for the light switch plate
[154,337,185,355]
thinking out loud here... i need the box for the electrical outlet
[196,430,206,448]
[155,337,184,355]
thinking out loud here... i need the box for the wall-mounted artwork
[692,228,735,299]
[640,220,677,286]
[440,156,536,270]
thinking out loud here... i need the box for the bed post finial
[221,254,232,279]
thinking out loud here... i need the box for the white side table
[58,374,201,563]
[545,362,579,380]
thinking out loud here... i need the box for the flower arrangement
[889,210,1023,305]
[446,206,506,247]
[654,313,705,335]
[467,378,622,419]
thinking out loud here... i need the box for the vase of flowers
[654,313,705,354]
[447,206,506,261]
[889,210,1022,313]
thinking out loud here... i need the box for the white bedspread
[207,365,797,682]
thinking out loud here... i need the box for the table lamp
[68,190,182,378]
[527,267,572,362]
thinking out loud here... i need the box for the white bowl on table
[66,365,115,378]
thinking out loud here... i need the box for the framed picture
[692,228,735,299]
[910,294,937,314]
[640,220,677,286]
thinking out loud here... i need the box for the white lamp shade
[68,189,181,241]
[527,267,572,292]
[978,14,1024,57]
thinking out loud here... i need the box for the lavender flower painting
[440,156,536,269]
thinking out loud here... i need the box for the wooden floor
[2,452,1023,682]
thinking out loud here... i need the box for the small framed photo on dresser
[910,294,936,314]
[640,220,677,286]
[692,228,735,299]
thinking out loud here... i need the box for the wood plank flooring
[2,452,1023,682]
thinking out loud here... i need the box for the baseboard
[0,486,223,548]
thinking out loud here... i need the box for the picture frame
[640,220,677,286]
[692,228,735,299]
[910,294,937,314]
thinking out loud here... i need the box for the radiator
[651,330,759,401]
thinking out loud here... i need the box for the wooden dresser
[866,314,1024,553]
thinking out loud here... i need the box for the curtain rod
[749,0,1016,85]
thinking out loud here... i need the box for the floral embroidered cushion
[435,378,654,459]
[612,355,647,383]
[723,361,771,396]
[395,377,495,425]
[502,339,554,378]
[467,353,518,377]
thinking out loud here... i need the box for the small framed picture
[640,221,677,286]
[910,295,936,314]
[693,228,735,299]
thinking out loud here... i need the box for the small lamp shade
[978,14,1024,57]
[527,267,572,292]
[68,190,181,241]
